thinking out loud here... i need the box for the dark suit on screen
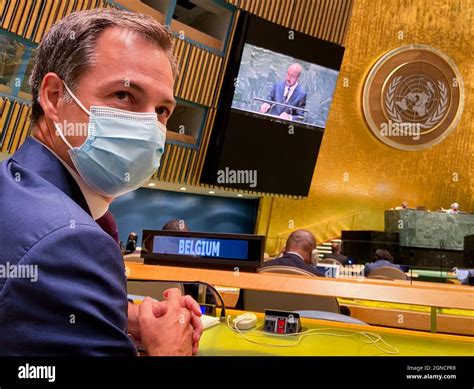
[267,81,307,121]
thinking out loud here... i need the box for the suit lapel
[287,84,301,106]
[12,137,92,217]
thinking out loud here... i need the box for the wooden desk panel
[125,262,474,310]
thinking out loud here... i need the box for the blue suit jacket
[0,137,136,355]
[261,253,324,277]
[267,81,307,121]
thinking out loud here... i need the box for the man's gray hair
[29,8,178,125]
[288,63,303,74]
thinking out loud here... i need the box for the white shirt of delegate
[286,251,305,262]
[283,82,299,121]
[31,137,109,220]
[284,82,298,103]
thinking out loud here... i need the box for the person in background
[259,63,307,121]
[262,229,324,276]
[395,200,409,210]
[162,219,190,231]
[364,249,403,276]
[461,269,474,286]
[125,232,138,254]
[323,242,348,265]
[447,202,460,214]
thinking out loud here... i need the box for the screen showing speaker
[231,43,339,129]
[201,13,345,196]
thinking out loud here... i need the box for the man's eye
[115,91,131,101]
[156,107,170,118]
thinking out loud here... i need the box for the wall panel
[260,0,474,252]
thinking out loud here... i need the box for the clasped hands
[128,288,203,356]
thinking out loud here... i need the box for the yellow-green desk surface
[198,311,474,356]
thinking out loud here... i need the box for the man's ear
[38,72,65,124]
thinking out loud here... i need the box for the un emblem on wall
[362,45,464,150]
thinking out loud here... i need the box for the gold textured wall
[259,0,474,253]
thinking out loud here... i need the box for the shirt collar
[286,251,305,261]
[31,137,109,220]
[286,82,298,92]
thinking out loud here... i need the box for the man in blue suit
[260,63,307,121]
[0,8,202,356]
[262,230,324,277]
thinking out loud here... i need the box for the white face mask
[55,81,166,197]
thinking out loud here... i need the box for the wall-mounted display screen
[231,43,340,129]
[201,13,345,196]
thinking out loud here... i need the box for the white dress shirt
[283,83,299,120]
[284,82,298,103]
